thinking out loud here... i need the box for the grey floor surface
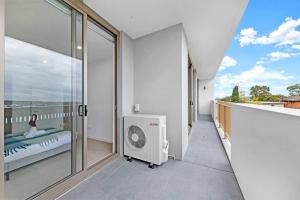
[59,116,243,200]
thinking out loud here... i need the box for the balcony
[3,0,298,199]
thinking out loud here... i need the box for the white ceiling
[84,0,248,79]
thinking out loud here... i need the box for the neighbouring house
[282,96,300,109]
[261,102,284,107]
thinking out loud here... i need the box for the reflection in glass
[4,0,83,199]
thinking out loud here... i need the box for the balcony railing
[215,101,231,140]
[211,100,300,200]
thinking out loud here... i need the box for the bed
[4,128,71,180]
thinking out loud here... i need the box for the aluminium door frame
[0,0,121,199]
[188,56,193,130]
[0,0,5,199]
[64,0,120,172]
[197,79,200,115]
[192,68,197,123]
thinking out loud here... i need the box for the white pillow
[24,128,47,138]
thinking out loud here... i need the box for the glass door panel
[4,0,83,199]
[86,19,115,167]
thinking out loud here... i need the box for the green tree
[231,85,240,102]
[239,90,248,103]
[220,96,231,102]
[287,83,300,96]
[250,85,271,101]
[266,94,284,102]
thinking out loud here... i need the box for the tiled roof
[282,95,300,102]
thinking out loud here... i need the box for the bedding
[4,128,71,163]
[24,129,47,138]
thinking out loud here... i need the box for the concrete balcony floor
[59,115,243,200]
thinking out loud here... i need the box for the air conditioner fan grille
[128,125,146,149]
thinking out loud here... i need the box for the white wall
[211,100,218,122]
[119,31,135,155]
[133,24,188,160]
[121,32,134,115]
[198,79,214,115]
[87,59,114,143]
[231,104,300,200]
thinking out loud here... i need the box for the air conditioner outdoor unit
[124,114,169,168]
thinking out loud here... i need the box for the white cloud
[292,44,300,49]
[267,51,291,61]
[218,65,292,86]
[238,28,258,47]
[238,17,300,47]
[255,51,300,65]
[255,60,265,65]
[219,56,237,70]
[214,65,294,98]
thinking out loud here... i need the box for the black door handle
[78,105,84,116]
[84,105,88,116]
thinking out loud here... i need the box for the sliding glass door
[1,0,118,199]
[4,0,83,199]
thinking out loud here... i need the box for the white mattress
[5,131,71,163]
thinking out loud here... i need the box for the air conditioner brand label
[149,122,159,126]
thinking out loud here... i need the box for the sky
[215,0,300,98]
[5,37,83,102]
